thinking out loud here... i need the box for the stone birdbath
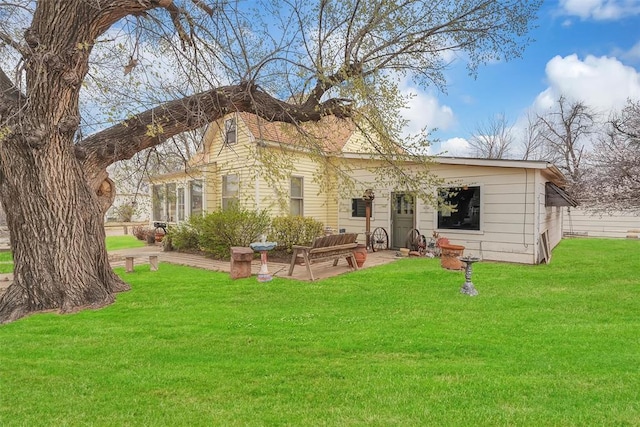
[250,237,277,282]
[459,256,480,296]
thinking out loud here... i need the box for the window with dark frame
[225,118,237,145]
[437,186,481,230]
[351,198,367,218]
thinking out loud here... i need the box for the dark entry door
[391,193,415,249]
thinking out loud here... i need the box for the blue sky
[400,0,640,156]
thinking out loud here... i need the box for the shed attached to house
[338,156,577,265]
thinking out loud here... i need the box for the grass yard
[105,234,146,251]
[0,251,12,274]
[0,238,639,426]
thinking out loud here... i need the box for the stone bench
[124,254,159,273]
[287,233,358,281]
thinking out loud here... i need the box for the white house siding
[338,188,392,244]
[428,164,539,264]
[563,208,640,238]
[338,161,561,264]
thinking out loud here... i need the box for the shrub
[167,222,200,252]
[270,215,324,252]
[132,225,150,241]
[197,203,271,259]
[113,203,137,222]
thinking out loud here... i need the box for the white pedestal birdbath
[250,238,277,282]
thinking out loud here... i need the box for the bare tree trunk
[0,138,128,323]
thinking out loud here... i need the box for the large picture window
[290,176,303,216]
[222,174,238,210]
[152,183,194,222]
[437,186,481,230]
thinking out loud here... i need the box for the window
[225,118,236,145]
[395,194,414,215]
[177,187,185,221]
[190,180,203,217]
[166,183,176,222]
[352,198,375,218]
[152,184,166,221]
[290,176,303,216]
[222,174,238,210]
[351,199,366,217]
[152,183,191,222]
[437,186,481,230]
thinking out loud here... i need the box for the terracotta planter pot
[353,244,367,268]
[439,243,465,270]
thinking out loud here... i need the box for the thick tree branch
[0,30,28,57]
[79,81,352,183]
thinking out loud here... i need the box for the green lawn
[104,234,146,251]
[0,251,13,273]
[0,238,639,426]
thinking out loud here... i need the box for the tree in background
[519,109,549,161]
[535,95,599,198]
[612,99,640,141]
[0,0,542,323]
[580,100,640,212]
[468,113,514,159]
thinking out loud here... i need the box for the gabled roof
[236,112,356,152]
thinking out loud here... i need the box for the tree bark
[0,1,140,323]
[0,134,129,323]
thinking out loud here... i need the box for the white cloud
[559,0,640,20]
[439,137,471,157]
[533,54,640,114]
[622,40,640,62]
[400,84,456,137]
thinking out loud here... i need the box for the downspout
[532,169,541,264]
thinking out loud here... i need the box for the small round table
[459,256,480,296]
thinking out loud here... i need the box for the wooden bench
[124,254,159,273]
[287,233,359,281]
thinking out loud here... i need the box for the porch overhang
[545,182,578,207]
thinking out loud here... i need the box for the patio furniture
[287,233,359,281]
